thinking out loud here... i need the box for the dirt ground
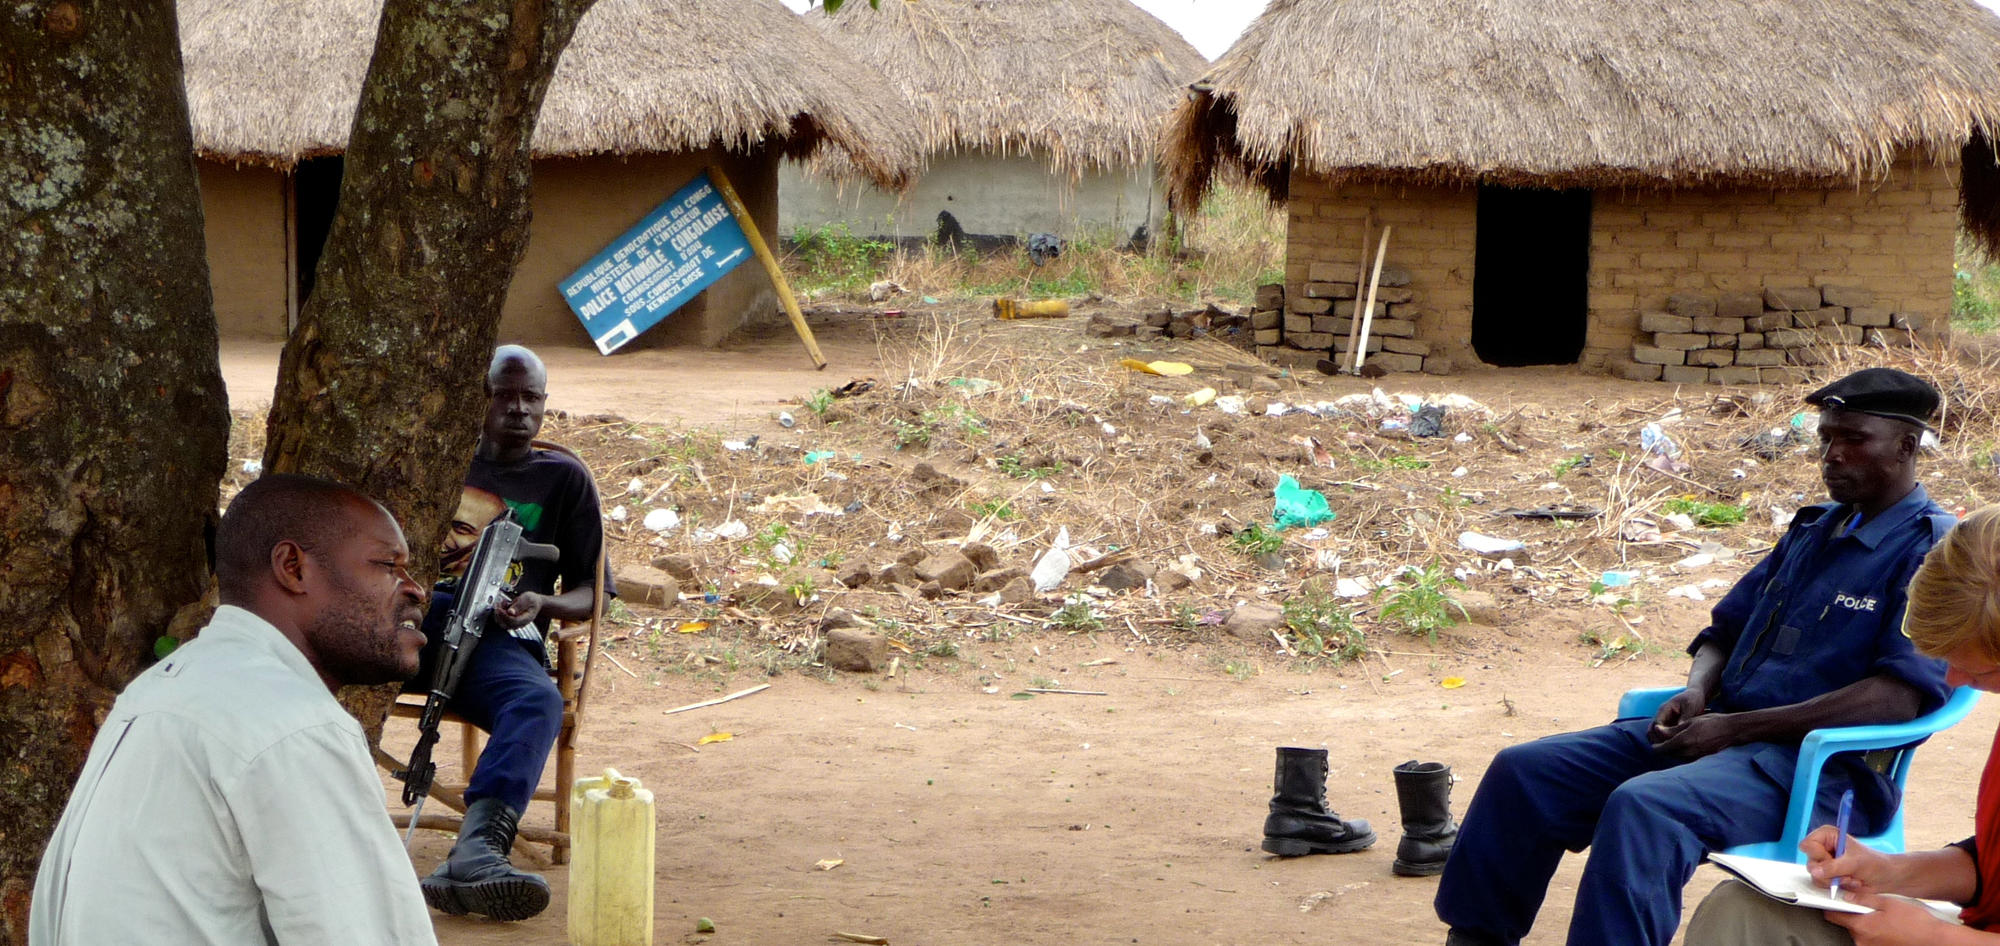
[221,301,2000,946]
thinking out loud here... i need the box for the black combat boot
[1261,746,1377,856]
[1392,760,1460,877]
[420,797,551,921]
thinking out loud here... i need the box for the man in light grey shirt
[30,474,438,945]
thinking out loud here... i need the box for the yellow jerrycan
[568,768,655,946]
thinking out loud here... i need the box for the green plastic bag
[1273,475,1334,530]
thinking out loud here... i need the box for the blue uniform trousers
[448,634,564,815]
[1434,719,1860,946]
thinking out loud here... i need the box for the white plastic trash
[1030,526,1072,593]
[1458,532,1525,556]
[641,508,678,532]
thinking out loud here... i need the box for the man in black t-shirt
[417,345,612,922]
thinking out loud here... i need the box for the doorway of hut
[289,156,343,313]
[1472,186,1591,366]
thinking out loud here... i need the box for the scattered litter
[1662,512,1697,532]
[1119,358,1194,376]
[1640,423,1689,473]
[867,280,904,301]
[1740,425,1804,460]
[1451,467,1469,478]
[770,543,794,564]
[1193,428,1213,450]
[1380,418,1408,432]
[1409,404,1448,438]
[1214,395,1247,415]
[696,519,749,542]
[627,477,645,493]
[1505,505,1602,521]
[833,934,889,946]
[921,295,939,304]
[1667,585,1706,601]
[1454,432,1473,443]
[1459,532,1525,556]
[676,621,709,634]
[1030,526,1073,592]
[777,411,796,428]
[1335,577,1375,598]
[696,918,716,934]
[608,505,629,522]
[240,459,263,475]
[723,439,753,452]
[805,450,836,464]
[1677,553,1715,569]
[816,858,846,870]
[1289,435,1335,468]
[752,492,843,517]
[1303,527,1330,541]
[1265,402,1290,417]
[662,683,771,716]
[697,731,734,745]
[947,377,1001,397]
[1185,387,1217,407]
[1441,677,1467,689]
[1273,475,1334,529]
[1148,395,1176,406]
[1599,571,1636,589]
[642,508,680,532]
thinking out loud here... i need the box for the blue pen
[1829,788,1854,899]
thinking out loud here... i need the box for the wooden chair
[375,440,604,865]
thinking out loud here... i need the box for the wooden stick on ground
[1342,209,1373,369]
[707,165,826,369]
[1351,226,1393,374]
[663,683,772,715]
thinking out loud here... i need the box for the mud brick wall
[1620,287,1918,384]
[1282,149,1956,375]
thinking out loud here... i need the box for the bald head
[486,345,546,392]
[215,474,378,604]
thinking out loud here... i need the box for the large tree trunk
[0,1,228,938]
[261,0,596,739]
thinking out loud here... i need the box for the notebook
[1706,852,1962,923]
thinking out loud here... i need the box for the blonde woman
[1689,503,2000,945]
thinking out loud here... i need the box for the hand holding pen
[1828,789,1853,900]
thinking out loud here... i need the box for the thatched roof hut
[808,0,1208,177]
[1165,0,2000,245]
[180,0,920,187]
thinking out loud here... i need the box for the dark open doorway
[292,156,343,309]
[1472,186,1591,366]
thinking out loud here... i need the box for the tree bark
[0,1,228,939]
[261,0,596,739]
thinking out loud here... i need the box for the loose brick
[1708,334,1739,350]
[1712,366,1762,385]
[1815,324,1863,344]
[1288,332,1335,350]
[1654,332,1709,350]
[1332,336,1384,354]
[1304,281,1358,300]
[1375,265,1414,288]
[1260,346,1323,372]
[1734,348,1787,367]
[1311,315,1343,334]
[1632,346,1686,366]
[1250,310,1281,330]
[1284,314,1314,334]
[1717,292,1763,319]
[1866,327,1913,346]
[1615,361,1665,382]
[1332,300,1385,318]
[1666,293,1718,318]
[1746,313,1788,332]
[1255,284,1286,309]
[1382,336,1431,356]
[1846,306,1892,328]
[1738,332,1765,350]
[1367,318,1418,339]
[1307,261,1355,283]
[1819,285,1876,307]
[1370,287,1416,305]
[1692,316,1747,334]
[1253,329,1281,345]
[1688,349,1735,367]
[1764,285,1823,310]
[1367,352,1426,374]
[1765,329,1809,349]
[1421,356,1455,376]
[1639,312,1694,334]
[1661,365,1711,384]
[1290,297,1332,315]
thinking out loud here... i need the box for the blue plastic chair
[1615,684,1980,863]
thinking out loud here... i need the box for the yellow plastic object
[568,769,656,946]
[1184,387,1217,406]
[1118,359,1195,376]
[992,298,1070,319]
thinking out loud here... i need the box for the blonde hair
[1904,504,2000,660]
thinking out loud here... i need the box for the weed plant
[1661,497,1748,527]
[1282,589,1366,663]
[1378,562,1466,644]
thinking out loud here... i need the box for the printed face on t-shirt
[439,486,506,578]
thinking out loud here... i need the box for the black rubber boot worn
[1392,759,1460,876]
[420,797,551,921]
[1261,746,1376,856]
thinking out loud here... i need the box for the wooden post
[707,165,827,370]
[1352,226,1392,374]
[1342,210,1373,372]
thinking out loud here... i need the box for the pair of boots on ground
[420,797,551,921]
[1262,747,1458,876]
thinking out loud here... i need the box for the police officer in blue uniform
[1435,367,1955,946]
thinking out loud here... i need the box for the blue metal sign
[560,171,752,354]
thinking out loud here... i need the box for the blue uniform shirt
[1690,483,1951,716]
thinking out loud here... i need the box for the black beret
[1804,367,1939,428]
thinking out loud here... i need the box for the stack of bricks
[1252,263,1443,374]
[1625,286,1914,384]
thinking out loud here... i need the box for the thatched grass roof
[1163,0,2000,214]
[180,0,920,188]
[807,0,1208,176]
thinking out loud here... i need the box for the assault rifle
[394,510,559,847]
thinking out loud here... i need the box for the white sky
[785,0,2000,63]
